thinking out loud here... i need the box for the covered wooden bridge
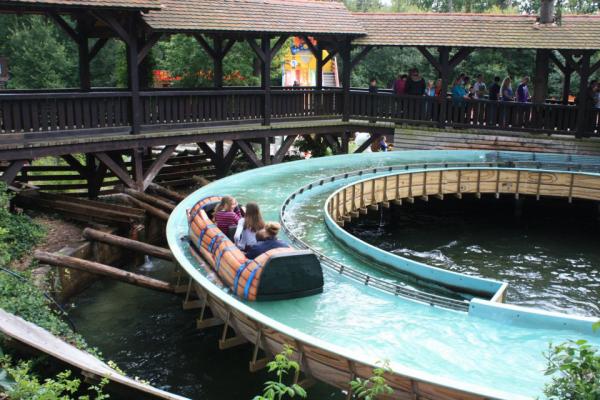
[0,0,599,197]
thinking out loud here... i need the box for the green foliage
[350,362,394,400]
[0,354,109,400]
[0,183,45,266]
[3,15,78,89]
[543,340,600,399]
[254,345,307,400]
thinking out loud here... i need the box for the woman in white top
[234,202,265,251]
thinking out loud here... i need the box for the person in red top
[393,74,407,96]
[214,196,243,235]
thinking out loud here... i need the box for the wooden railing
[0,91,131,135]
[140,89,265,128]
[0,88,597,138]
[350,91,598,136]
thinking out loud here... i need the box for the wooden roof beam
[89,38,108,60]
[417,47,442,73]
[350,45,373,70]
[549,51,567,74]
[91,11,131,45]
[138,32,163,65]
[48,12,80,43]
[449,47,473,69]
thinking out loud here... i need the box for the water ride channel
[166,149,600,400]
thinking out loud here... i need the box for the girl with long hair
[214,196,242,235]
[501,77,514,101]
[234,202,265,251]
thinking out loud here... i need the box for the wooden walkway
[0,309,190,400]
[394,126,600,156]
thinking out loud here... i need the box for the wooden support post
[340,39,352,122]
[341,131,350,154]
[273,135,297,164]
[438,47,451,128]
[82,228,174,261]
[77,32,91,91]
[132,148,144,191]
[563,67,573,104]
[261,137,270,166]
[576,52,591,138]
[142,145,177,190]
[237,140,264,168]
[533,49,550,104]
[35,251,175,293]
[261,36,272,126]
[95,152,135,189]
[0,160,27,185]
[126,16,141,134]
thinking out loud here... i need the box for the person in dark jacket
[488,77,501,101]
[368,78,378,94]
[245,222,288,259]
[405,68,426,96]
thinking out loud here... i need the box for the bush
[0,183,45,265]
[0,352,109,400]
[543,338,600,399]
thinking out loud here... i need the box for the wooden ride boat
[187,196,324,301]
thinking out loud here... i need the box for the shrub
[0,351,109,400]
[543,339,600,399]
[253,345,306,400]
[350,362,394,400]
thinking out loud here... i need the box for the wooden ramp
[0,309,190,400]
[394,126,600,156]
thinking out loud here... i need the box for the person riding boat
[214,196,243,238]
[245,222,288,259]
[234,202,265,251]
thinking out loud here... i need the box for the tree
[5,16,78,89]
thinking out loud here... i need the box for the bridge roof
[142,0,365,36]
[0,0,161,10]
[353,13,600,50]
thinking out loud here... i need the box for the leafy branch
[253,345,306,400]
[350,361,394,400]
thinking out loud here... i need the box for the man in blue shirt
[245,222,289,259]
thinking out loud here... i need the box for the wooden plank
[94,152,135,189]
[0,310,190,400]
[82,228,174,261]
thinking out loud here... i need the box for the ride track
[167,150,600,400]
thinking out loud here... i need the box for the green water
[69,258,344,399]
[167,151,600,399]
[344,196,600,317]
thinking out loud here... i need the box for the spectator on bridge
[501,77,514,101]
[434,79,443,97]
[245,222,289,259]
[425,80,436,96]
[234,202,265,251]
[369,78,378,94]
[214,196,243,237]
[473,74,487,99]
[451,77,468,102]
[488,77,501,101]
[405,68,426,96]
[516,76,530,102]
[393,74,407,95]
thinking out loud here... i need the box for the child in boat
[214,196,242,237]
[234,202,265,251]
[245,222,289,259]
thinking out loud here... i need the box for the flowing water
[166,151,600,399]
[69,258,343,399]
[344,196,600,317]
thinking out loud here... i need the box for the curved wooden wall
[328,168,600,225]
